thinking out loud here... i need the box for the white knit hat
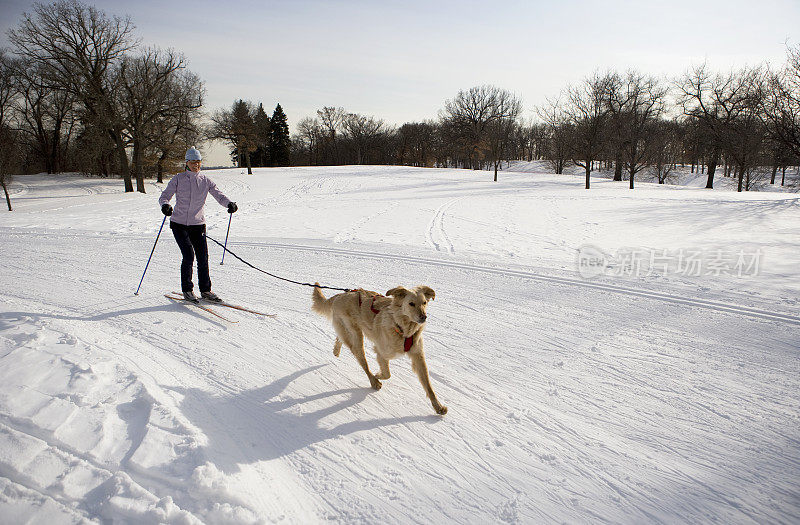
[185,146,202,161]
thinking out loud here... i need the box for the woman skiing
[159,146,238,303]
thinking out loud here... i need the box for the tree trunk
[706,150,719,189]
[157,150,168,183]
[614,151,623,181]
[246,151,253,174]
[1,180,11,211]
[628,144,637,189]
[51,118,63,174]
[781,166,787,186]
[133,141,146,193]
[585,164,591,189]
[110,128,133,192]
[737,164,745,192]
[494,160,498,182]
[770,162,778,185]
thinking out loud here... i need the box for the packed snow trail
[0,168,799,524]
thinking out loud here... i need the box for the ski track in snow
[425,198,460,253]
[227,240,800,326]
[1,167,799,524]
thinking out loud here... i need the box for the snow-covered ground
[1,166,798,524]
[503,159,800,192]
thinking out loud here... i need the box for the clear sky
[2,0,798,166]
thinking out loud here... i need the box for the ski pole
[134,215,166,295]
[220,212,232,265]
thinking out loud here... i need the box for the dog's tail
[311,283,333,318]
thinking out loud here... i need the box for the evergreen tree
[268,103,290,166]
[253,102,271,167]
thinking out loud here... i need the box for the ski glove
[227,202,238,214]
[161,203,173,216]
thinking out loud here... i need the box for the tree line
[290,86,523,183]
[535,59,800,191]
[2,1,799,209]
[291,49,800,192]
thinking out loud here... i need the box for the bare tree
[150,70,203,182]
[10,0,138,191]
[317,106,346,164]
[609,71,668,189]
[440,85,521,173]
[762,44,800,159]
[116,47,201,192]
[12,58,76,174]
[677,64,722,188]
[397,121,436,167]
[603,71,630,181]
[209,99,257,174]
[73,118,117,177]
[528,123,549,161]
[649,119,682,184]
[343,113,387,165]
[485,91,522,181]
[681,119,706,175]
[563,73,610,189]
[296,116,321,165]
[676,64,765,191]
[0,50,14,129]
[440,85,491,169]
[0,126,24,211]
[0,50,20,210]
[536,98,572,174]
[717,67,766,192]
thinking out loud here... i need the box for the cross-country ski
[164,293,238,323]
[169,292,277,317]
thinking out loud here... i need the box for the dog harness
[394,327,414,352]
[355,290,414,351]
[356,289,381,315]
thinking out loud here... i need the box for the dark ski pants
[170,222,211,293]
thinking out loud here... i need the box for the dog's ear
[417,286,435,301]
[386,286,409,299]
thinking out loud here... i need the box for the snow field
[0,166,799,523]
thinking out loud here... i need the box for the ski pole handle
[221,212,232,265]
[135,215,167,295]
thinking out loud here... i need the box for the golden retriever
[312,284,447,415]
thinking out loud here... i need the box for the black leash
[204,233,352,292]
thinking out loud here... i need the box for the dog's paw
[374,372,389,380]
[434,405,448,415]
[370,377,382,390]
